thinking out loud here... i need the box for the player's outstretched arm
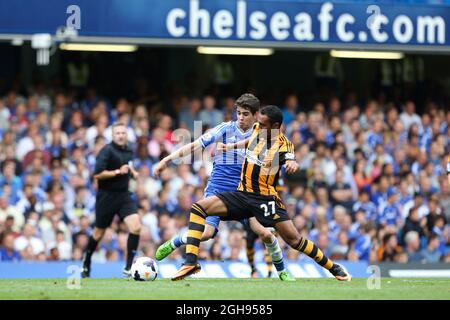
[217,138,250,152]
[153,140,202,177]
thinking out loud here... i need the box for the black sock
[126,233,140,270]
[83,236,99,268]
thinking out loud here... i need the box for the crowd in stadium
[0,84,449,266]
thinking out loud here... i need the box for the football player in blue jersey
[153,93,294,281]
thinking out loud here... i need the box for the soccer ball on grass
[130,257,158,281]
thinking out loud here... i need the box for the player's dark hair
[235,93,260,115]
[260,105,283,126]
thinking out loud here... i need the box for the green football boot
[155,239,176,261]
[279,271,296,281]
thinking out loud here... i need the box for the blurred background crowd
[0,81,449,266]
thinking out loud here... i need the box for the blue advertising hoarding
[0,261,370,279]
[0,0,449,51]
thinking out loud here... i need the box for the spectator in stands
[400,100,422,131]
[0,233,21,261]
[426,199,445,234]
[147,128,173,161]
[179,97,201,133]
[353,159,373,193]
[282,94,300,126]
[378,187,402,228]
[209,240,223,261]
[224,229,245,262]
[0,196,23,231]
[404,231,423,262]
[330,230,349,260]
[0,160,23,204]
[329,170,354,212]
[0,98,10,133]
[400,206,426,246]
[378,233,403,262]
[14,223,45,259]
[85,113,109,149]
[199,95,223,129]
[352,190,377,222]
[420,234,442,263]
[352,222,377,262]
[0,216,20,243]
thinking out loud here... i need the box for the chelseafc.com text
[166,0,446,45]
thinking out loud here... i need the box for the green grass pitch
[1,278,449,300]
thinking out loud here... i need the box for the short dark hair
[235,93,260,115]
[260,105,283,126]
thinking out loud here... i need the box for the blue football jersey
[199,121,252,192]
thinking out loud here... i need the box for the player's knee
[130,222,141,235]
[258,230,274,244]
[286,236,301,248]
[192,201,208,217]
[93,228,105,240]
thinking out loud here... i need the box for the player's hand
[119,164,129,175]
[216,142,228,152]
[153,160,168,178]
[284,160,299,174]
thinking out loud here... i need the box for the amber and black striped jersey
[237,123,295,201]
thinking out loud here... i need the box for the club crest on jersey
[245,149,264,166]
[203,132,213,142]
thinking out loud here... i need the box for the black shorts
[95,190,138,229]
[216,191,289,227]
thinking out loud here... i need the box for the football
[130,257,158,281]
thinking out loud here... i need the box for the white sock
[170,231,188,249]
[264,237,285,274]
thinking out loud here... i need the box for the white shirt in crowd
[15,136,34,161]
[402,200,429,220]
[47,241,72,260]
[0,204,25,232]
[14,236,45,255]
[400,111,422,131]
[141,212,161,244]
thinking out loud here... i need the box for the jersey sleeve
[279,137,295,165]
[94,146,110,174]
[199,122,231,148]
